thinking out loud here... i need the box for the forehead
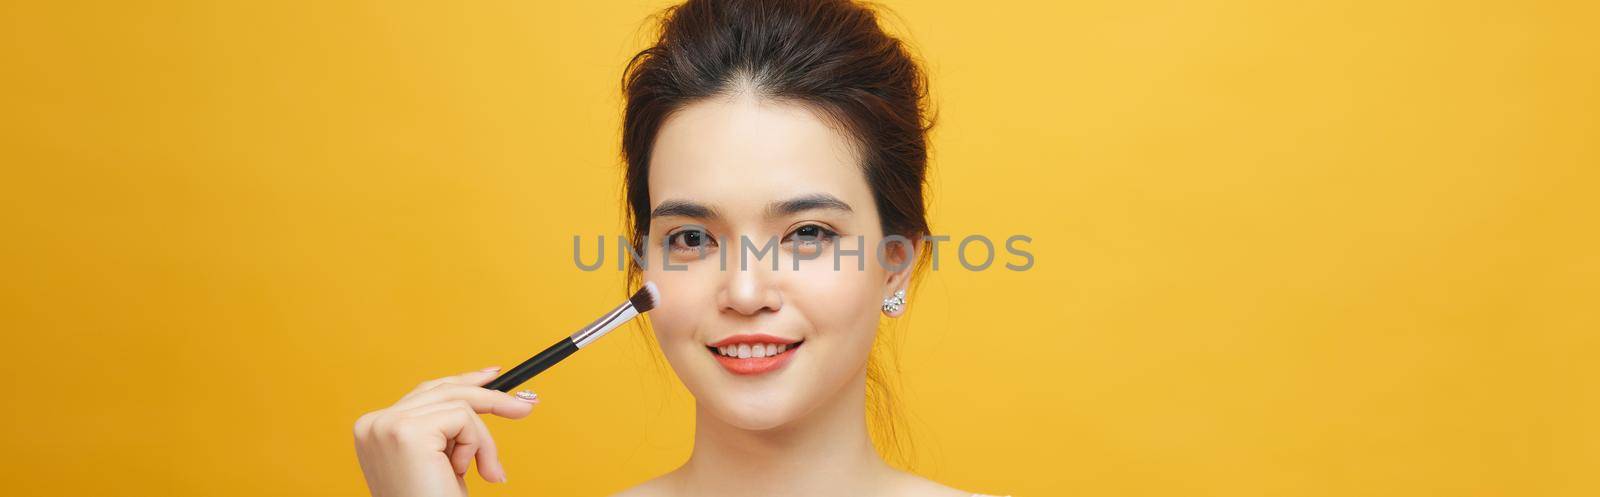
[647,96,870,212]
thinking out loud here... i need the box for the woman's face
[642,95,911,430]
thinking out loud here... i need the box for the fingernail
[514,390,540,404]
[480,366,502,373]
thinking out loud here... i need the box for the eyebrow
[649,193,853,221]
[766,193,853,217]
[650,199,720,220]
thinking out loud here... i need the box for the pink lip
[710,344,800,375]
[707,334,800,348]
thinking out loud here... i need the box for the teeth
[712,342,798,358]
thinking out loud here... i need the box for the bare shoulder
[609,467,991,497]
[608,472,675,497]
[885,468,983,497]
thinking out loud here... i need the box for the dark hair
[621,0,933,464]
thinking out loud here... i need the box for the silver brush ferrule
[569,300,640,349]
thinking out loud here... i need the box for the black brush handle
[484,338,578,392]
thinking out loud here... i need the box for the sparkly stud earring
[881,290,906,315]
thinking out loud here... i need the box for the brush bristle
[630,281,660,312]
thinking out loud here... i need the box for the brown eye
[785,224,839,245]
[668,228,716,252]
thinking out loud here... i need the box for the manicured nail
[480,366,502,373]
[514,390,539,404]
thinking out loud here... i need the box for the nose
[717,256,783,316]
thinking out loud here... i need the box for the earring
[881,290,906,315]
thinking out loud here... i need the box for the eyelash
[664,224,840,253]
[666,227,717,253]
[784,223,840,247]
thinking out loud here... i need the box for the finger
[447,426,477,477]
[465,407,506,483]
[409,402,475,476]
[394,383,536,420]
[405,366,503,397]
[448,439,473,476]
[397,405,482,477]
[401,401,505,483]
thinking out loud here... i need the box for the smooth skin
[354,93,971,497]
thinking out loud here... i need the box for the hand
[354,367,540,497]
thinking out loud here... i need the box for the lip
[707,334,801,348]
[704,334,803,376]
[709,344,801,375]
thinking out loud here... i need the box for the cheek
[641,268,710,344]
[789,258,884,361]
[637,252,887,430]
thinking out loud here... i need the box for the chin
[705,393,805,431]
[696,369,818,431]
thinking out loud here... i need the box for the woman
[354,1,1000,495]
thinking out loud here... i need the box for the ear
[881,236,921,304]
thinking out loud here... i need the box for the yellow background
[2,1,1595,495]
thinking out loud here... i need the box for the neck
[673,371,894,497]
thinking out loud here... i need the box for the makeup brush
[484,282,661,392]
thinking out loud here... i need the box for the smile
[704,334,802,375]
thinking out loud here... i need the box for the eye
[667,227,717,253]
[784,223,839,246]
